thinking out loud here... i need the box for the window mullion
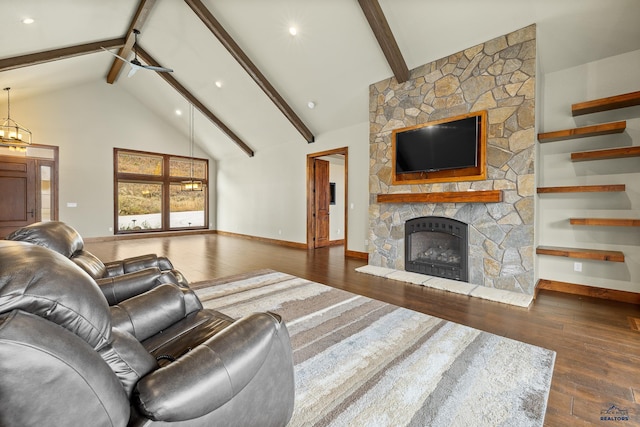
[162,155,171,231]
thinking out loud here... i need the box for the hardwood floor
[86,233,640,426]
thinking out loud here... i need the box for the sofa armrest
[133,312,285,422]
[105,254,174,277]
[98,268,202,315]
[71,249,107,279]
[110,284,188,341]
[96,267,177,305]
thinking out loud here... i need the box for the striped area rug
[192,270,555,427]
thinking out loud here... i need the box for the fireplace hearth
[405,217,468,282]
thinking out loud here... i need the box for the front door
[314,158,330,248]
[0,156,37,238]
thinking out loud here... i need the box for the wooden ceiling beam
[0,38,124,72]
[136,46,255,158]
[106,0,158,84]
[184,0,315,143]
[357,0,409,83]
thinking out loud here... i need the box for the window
[39,163,54,221]
[115,148,208,233]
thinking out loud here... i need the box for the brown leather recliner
[0,241,295,426]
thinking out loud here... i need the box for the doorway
[0,145,58,238]
[306,147,348,252]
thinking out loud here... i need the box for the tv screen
[394,114,481,174]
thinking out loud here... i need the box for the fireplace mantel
[376,190,503,204]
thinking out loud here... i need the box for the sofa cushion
[142,309,234,366]
[98,328,158,398]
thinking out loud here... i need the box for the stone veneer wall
[368,25,536,294]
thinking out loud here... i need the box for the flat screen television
[393,112,483,175]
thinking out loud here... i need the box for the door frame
[306,147,348,252]
[0,144,59,237]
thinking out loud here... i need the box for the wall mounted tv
[392,111,487,184]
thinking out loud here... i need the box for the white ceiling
[2,0,640,160]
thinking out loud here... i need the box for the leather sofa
[8,221,184,280]
[0,240,295,426]
[8,221,192,305]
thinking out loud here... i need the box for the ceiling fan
[102,29,173,77]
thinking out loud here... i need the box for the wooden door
[0,157,37,238]
[314,159,330,248]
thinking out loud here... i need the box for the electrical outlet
[574,262,582,272]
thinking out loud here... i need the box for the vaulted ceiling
[2,0,640,160]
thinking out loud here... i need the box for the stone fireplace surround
[367,25,536,295]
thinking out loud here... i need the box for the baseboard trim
[86,228,366,258]
[84,229,217,243]
[346,250,368,261]
[536,279,640,304]
[214,230,307,249]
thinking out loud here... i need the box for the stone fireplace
[367,25,536,295]
[405,217,468,281]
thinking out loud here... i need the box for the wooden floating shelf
[571,145,640,162]
[376,190,502,204]
[538,121,626,143]
[570,218,640,227]
[537,184,626,194]
[572,90,640,116]
[536,279,640,304]
[536,245,624,262]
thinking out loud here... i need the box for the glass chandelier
[1,88,32,152]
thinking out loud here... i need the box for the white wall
[538,48,640,292]
[217,121,370,253]
[9,79,371,251]
[13,80,210,237]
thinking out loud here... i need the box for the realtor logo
[600,404,629,422]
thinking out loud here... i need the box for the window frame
[114,148,209,234]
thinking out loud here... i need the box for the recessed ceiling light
[307,101,316,109]
[215,81,223,88]
[175,109,182,116]
[289,26,298,36]
[22,18,35,24]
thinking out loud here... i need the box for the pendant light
[1,87,32,151]
[181,104,202,191]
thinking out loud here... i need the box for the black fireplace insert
[405,216,468,281]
